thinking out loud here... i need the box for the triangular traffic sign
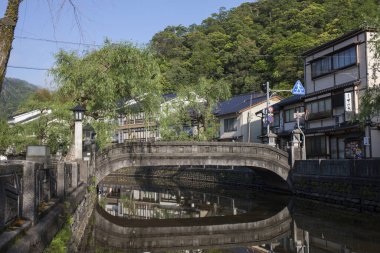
[292,80,305,95]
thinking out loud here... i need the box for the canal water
[81,170,380,253]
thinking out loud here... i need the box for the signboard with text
[345,92,352,112]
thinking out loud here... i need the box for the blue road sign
[292,80,305,95]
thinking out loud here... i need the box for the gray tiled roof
[214,92,267,116]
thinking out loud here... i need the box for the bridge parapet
[0,160,81,232]
[95,142,290,185]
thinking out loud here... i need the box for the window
[333,47,356,70]
[306,98,331,114]
[331,93,344,108]
[285,106,304,123]
[306,136,327,158]
[273,113,280,127]
[312,56,331,77]
[224,117,237,132]
[285,108,294,123]
[311,46,357,78]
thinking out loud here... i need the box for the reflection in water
[83,172,380,253]
[99,182,249,219]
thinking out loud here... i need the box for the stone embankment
[292,159,380,212]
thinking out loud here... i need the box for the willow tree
[51,41,162,148]
[0,0,21,93]
[159,77,230,141]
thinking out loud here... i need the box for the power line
[14,35,101,47]
[8,65,49,71]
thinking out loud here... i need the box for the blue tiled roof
[214,92,267,116]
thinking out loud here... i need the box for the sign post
[264,80,306,156]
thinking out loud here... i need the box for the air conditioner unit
[335,114,344,126]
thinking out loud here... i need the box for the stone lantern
[71,104,86,160]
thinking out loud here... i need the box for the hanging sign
[345,92,352,112]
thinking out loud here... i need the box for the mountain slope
[0,78,39,119]
[151,0,379,95]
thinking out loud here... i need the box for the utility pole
[266,81,271,139]
[264,80,306,152]
[247,93,253,143]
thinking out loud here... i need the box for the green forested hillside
[151,0,379,95]
[0,78,39,119]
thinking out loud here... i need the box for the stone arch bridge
[95,142,291,187]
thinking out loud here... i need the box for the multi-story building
[303,28,379,159]
[259,28,380,159]
[116,93,203,143]
[116,94,176,143]
[215,93,281,142]
[304,29,380,159]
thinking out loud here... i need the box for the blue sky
[1,0,252,88]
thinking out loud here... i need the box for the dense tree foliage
[50,41,163,149]
[51,41,162,120]
[0,89,73,155]
[159,77,230,141]
[151,0,379,95]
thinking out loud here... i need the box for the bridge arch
[95,142,290,185]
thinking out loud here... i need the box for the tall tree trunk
[0,0,22,94]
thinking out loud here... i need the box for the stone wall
[292,159,380,211]
[69,189,96,252]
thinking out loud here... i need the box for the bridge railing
[0,159,82,230]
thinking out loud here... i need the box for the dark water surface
[82,175,380,253]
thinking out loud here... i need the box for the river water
[81,171,380,253]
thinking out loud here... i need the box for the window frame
[306,97,332,120]
[224,117,238,132]
[306,135,327,158]
[310,45,357,79]
[284,106,304,123]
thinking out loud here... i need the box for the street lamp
[71,104,86,160]
[72,104,86,121]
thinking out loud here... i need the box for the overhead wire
[14,35,101,47]
[7,35,101,71]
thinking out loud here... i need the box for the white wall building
[303,28,380,159]
[215,93,281,142]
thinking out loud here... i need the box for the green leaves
[51,41,162,119]
[151,0,380,96]
[159,77,230,141]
